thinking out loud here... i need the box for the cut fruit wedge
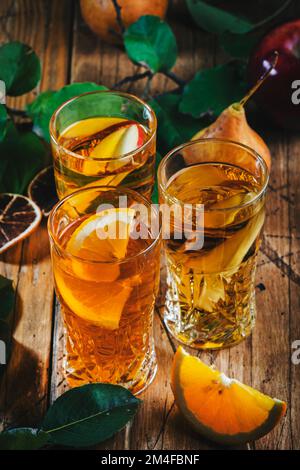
[55,207,137,329]
[56,267,132,330]
[186,207,265,273]
[67,208,135,282]
[62,117,125,139]
[55,269,132,330]
[171,347,287,445]
[68,208,135,259]
[90,123,144,159]
[0,194,42,254]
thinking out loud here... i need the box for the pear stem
[239,51,279,108]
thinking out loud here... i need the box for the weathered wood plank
[49,1,131,451]
[288,134,300,450]
[49,0,220,451]
[253,133,292,449]
[0,0,73,428]
[1,0,298,450]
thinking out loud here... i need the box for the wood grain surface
[0,0,299,450]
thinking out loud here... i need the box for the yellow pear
[192,103,271,169]
[191,52,279,171]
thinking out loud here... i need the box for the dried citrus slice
[0,194,42,254]
[171,347,287,445]
[28,166,58,217]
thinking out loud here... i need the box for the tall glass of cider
[158,139,269,349]
[50,91,157,200]
[48,186,161,394]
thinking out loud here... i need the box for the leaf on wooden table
[27,82,108,142]
[0,428,49,450]
[186,0,252,34]
[220,0,294,58]
[0,42,41,96]
[150,93,208,155]
[0,123,46,194]
[41,383,141,447]
[124,15,177,73]
[0,104,8,142]
[179,61,248,118]
[151,151,162,204]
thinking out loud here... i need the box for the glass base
[164,259,257,350]
[164,315,255,350]
[64,342,158,396]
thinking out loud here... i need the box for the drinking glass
[158,139,269,349]
[50,90,157,200]
[48,186,161,394]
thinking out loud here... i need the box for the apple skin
[249,19,300,131]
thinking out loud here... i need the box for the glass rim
[49,90,157,162]
[48,185,161,265]
[158,138,270,213]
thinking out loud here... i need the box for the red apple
[249,19,300,130]
[116,124,145,155]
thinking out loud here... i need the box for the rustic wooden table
[0,0,299,450]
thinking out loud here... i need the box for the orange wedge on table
[55,208,136,330]
[171,347,287,445]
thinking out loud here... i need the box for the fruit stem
[111,0,125,34]
[239,51,279,108]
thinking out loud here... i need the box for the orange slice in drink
[68,207,135,262]
[55,271,132,330]
[55,208,135,329]
[172,347,287,445]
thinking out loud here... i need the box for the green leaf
[151,151,162,204]
[0,428,49,450]
[186,0,252,34]
[179,61,247,118]
[124,15,177,73]
[0,275,15,322]
[150,93,208,204]
[25,90,55,139]
[27,82,107,142]
[220,0,295,58]
[0,42,41,96]
[0,123,45,194]
[151,92,209,154]
[41,383,141,447]
[0,104,8,142]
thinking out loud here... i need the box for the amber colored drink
[48,187,161,394]
[158,140,269,349]
[50,91,157,200]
